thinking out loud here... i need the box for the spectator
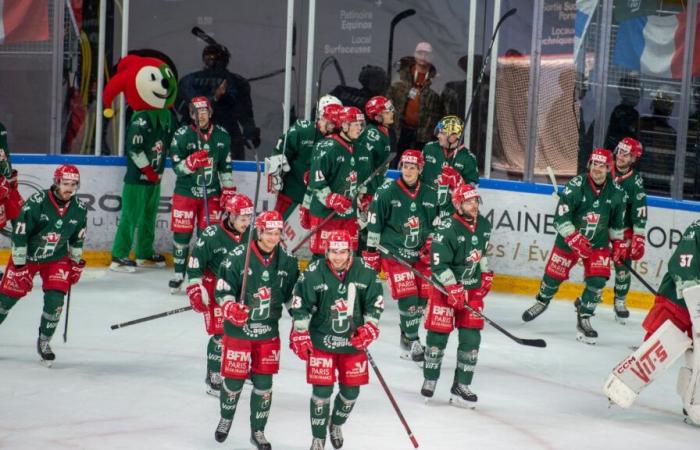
[177,43,260,160]
[604,72,641,151]
[387,42,443,167]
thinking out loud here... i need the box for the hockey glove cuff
[186,283,209,313]
[69,259,86,285]
[290,329,314,360]
[325,193,353,214]
[184,149,211,172]
[612,239,630,265]
[564,231,593,259]
[445,283,466,311]
[222,301,250,327]
[350,322,380,350]
[630,234,645,261]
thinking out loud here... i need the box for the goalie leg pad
[679,285,700,425]
[642,294,692,340]
[604,320,691,408]
[273,192,294,217]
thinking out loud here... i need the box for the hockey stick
[459,7,517,146]
[238,151,262,304]
[192,26,221,47]
[290,151,395,254]
[546,165,560,200]
[386,9,416,82]
[194,130,212,228]
[110,305,193,330]
[376,244,546,348]
[315,56,346,110]
[622,260,658,296]
[62,287,71,343]
[346,283,419,448]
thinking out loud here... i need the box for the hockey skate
[400,333,425,366]
[37,336,55,367]
[250,429,272,450]
[136,254,166,268]
[329,422,343,449]
[169,273,184,294]
[109,257,136,273]
[214,417,232,443]
[576,309,598,345]
[205,370,223,397]
[522,297,549,322]
[613,297,629,325]
[310,437,326,450]
[421,378,437,401]
[449,379,478,409]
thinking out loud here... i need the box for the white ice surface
[1,269,698,450]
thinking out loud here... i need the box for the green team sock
[39,290,65,339]
[613,263,631,302]
[455,328,481,385]
[423,331,448,381]
[173,232,192,276]
[250,373,273,432]
[0,294,19,326]
[219,378,245,420]
[331,385,359,426]
[537,274,563,303]
[398,296,421,341]
[579,276,606,315]
[310,385,333,439]
[207,335,222,374]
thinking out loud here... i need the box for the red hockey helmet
[255,210,284,232]
[588,148,614,171]
[615,137,643,159]
[224,194,254,216]
[321,103,343,128]
[399,149,425,170]
[189,96,213,120]
[364,96,394,121]
[451,183,480,211]
[53,164,80,186]
[325,229,352,252]
[337,106,365,127]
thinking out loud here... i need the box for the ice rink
[1,268,697,450]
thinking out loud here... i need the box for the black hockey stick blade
[391,9,416,27]
[191,26,218,46]
[110,306,193,330]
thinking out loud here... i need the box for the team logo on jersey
[250,286,272,320]
[55,219,63,228]
[35,232,61,258]
[471,236,479,245]
[459,249,481,282]
[593,199,599,208]
[437,185,450,205]
[331,298,350,333]
[403,216,421,248]
[581,212,600,239]
[261,270,270,283]
[409,202,417,212]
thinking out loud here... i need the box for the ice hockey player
[290,230,384,449]
[353,95,394,246]
[0,165,87,366]
[421,184,493,408]
[266,95,343,221]
[213,210,299,449]
[0,122,23,233]
[186,193,253,395]
[521,148,627,344]
[604,220,700,426]
[364,150,438,364]
[420,115,479,218]
[610,137,647,323]
[307,107,365,259]
[168,96,236,293]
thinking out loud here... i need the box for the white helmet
[317,95,342,118]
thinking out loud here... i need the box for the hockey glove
[184,149,211,172]
[350,322,380,350]
[299,205,312,230]
[68,259,86,285]
[471,271,494,302]
[219,186,237,209]
[186,283,209,313]
[445,283,466,311]
[361,250,381,272]
[290,329,314,360]
[437,165,464,190]
[222,301,250,327]
[140,165,160,183]
[564,231,593,259]
[0,176,9,201]
[630,234,645,261]
[265,154,290,193]
[357,194,373,213]
[325,193,353,214]
[419,236,432,266]
[7,264,33,292]
[611,239,630,265]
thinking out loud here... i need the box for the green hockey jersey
[366,178,438,262]
[170,124,234,198]
[187,223,249,282]
[216,242,299,340]
[272,120,324,204]
[0,122,11,178]
[614,169,647,235]
[308,134,358,219]
[124,110,177,184]
[354,123,391,196]
[657,220,700,308]
[12,190,87,265]
[431,213,491,290]
[292,257,384,354]
[553,173,626,249]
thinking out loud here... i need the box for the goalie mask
[434,115,464,137]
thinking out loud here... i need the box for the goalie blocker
[604,285,700,425]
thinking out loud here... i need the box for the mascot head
[103,55,178,117]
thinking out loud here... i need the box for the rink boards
[6,155,700,309]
